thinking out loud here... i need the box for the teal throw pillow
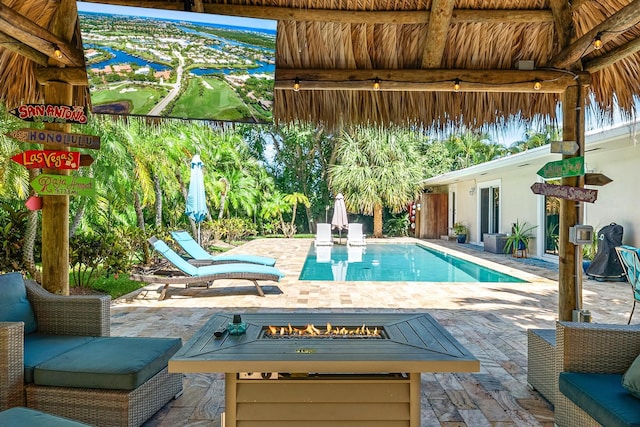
[0,272,37,333]
[623,352,640,399]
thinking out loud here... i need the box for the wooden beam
[0,3,85,67]
[584,37,640,72]
[79,1,554,25]
[35,67,89,85]
[41,82,72,295]
[192,0,204,13]
[0,30,49,66]
[275,69,583,93]
[47,0,78,68]
[49,0,78,42]
[421,0,455,68]
[550,0,640,69]
[549,0,574,49]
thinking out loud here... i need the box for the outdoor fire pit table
[169,312,480,427]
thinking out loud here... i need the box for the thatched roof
[1,0,639,129]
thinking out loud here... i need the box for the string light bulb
[293,77,300,92]
[373,78,381,91]
[533,80,542,91]
[453,78,461,92]
[53,45,62,59]
[593,33,603,50]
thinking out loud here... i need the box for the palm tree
[260,190,291,234]
[329,126,426,238]
[283,192,311,237]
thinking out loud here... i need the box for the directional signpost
[6,128,101,150]
[530,182,598,203]
[537,156,585,179]
[31,174,95,196]
[584,173,613,186]
[550,140,579,154]
[11,150,81,170]
[9,104,89,124]
[79,155,95,167]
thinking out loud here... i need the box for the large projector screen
[77,2,276,123]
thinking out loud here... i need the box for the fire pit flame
[264,322,383,338]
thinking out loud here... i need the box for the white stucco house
[417,119,640,260]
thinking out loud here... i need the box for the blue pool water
[299,244,526,283]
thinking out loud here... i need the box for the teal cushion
[0,407,90,426]
[24,334,96,383]
[623,353,640,399]
[34,336,182,390]
[0,272,37,333]
[559,372,640,427]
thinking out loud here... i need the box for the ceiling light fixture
[533,79,542,91]
[453,78,461,92]
[593,33,603,50]
[373,78,381,91]
[293,77,300,92]
[53,44,62,59]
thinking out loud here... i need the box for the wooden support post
[557,79,587,321]
[41,81,72,295]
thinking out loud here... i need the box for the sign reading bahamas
[78,3,276,123]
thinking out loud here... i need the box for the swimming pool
[299,243,526,282]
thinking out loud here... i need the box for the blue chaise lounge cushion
[559,371,640,427]
[0,272,37,333]
[34,336,182,390]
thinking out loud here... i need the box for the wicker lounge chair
[0,274,182,427]
[170,230,276,266]
[131,237,284,299]
[555,321,640,427]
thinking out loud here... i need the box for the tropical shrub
[70,230,132,287]
[207,218,257,243]
[384,213,410,237]
[0,202,34,273]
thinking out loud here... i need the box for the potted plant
[453,222,467,244]
[504,220,537,257]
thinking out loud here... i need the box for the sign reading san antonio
[12,150,81,170]
[31,174,95,196]
[10,104,89,124]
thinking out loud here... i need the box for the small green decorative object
[228,314,247,335]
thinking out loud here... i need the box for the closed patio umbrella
[185,154,209,244]
[331,193,349,244]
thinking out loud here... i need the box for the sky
[76,1,277,31]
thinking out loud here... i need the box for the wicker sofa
[554,321,640,427]
[0,273,183,427]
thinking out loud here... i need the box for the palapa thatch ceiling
[0,0,639,129]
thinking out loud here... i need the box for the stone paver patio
[110,237,633,426]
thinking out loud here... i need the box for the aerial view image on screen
[78,2,276,122]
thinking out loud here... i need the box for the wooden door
[418,193,448,239]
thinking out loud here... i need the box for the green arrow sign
[537,156,584,179]
[31,174,95,196]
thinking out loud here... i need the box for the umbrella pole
[198,223,201,245]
